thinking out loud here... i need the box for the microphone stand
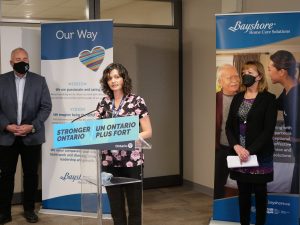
[71,103,100,123]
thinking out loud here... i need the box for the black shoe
[24,211,38,223]
[0,214,12,224]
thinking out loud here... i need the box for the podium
[53,116,151,225]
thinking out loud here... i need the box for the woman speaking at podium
[97,63,152,225]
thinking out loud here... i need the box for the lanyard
[112,96,125,118]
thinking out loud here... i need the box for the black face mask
[242,74,256,87]
[13,61,30,74]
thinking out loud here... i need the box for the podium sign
[53,116,139,150]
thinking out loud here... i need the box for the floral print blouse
[97,93,149,167]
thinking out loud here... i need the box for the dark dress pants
[103,166,142,225]
[214,145,231,199]
[237,181,267,225]
[0,137,41,216]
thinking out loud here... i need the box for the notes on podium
[227,155,259,168]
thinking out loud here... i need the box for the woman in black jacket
[226,61,277,225]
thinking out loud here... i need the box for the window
[0,0,175,26]
[100,0,174,26]
[1,0,88,20]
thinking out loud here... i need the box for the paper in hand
[227,155,259,168]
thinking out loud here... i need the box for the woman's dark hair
[100,63,132,98]
[270,50,297,79]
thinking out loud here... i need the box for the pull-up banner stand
[41,20,113,215]
[214,12,300,225]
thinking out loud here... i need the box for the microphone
[71,103,100,123]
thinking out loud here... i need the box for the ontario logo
[228,20,275,33]
[128,143,133,148]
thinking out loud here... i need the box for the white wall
[182,0,221,191]
[182,0,300,191]
[114,27,180,178]
[101,1,173,25]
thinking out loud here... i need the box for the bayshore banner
[41,20,113,213]
[214,12,300,225]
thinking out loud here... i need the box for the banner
[214,12,300,225]
[53,116,139,150]
[41,20,113,213]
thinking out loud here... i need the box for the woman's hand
[139,115,152,139]
[234,144,250,162]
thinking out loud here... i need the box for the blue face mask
[13,61,30,74]
[242,74,256,87]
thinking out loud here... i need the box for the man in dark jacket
[214,64,240,199]
[0,48,52,224]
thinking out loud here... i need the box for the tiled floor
[6,186,214,225]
